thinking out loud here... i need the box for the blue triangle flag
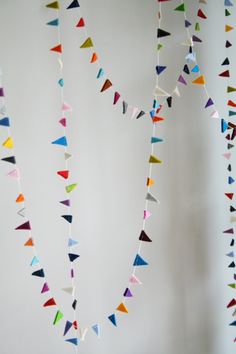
[228,176,235,184]
[67,0,80,9]
[47,18,59,26]
[65,338,79,345]
[229,320,236,326]
[225,0,233,6]
[0,117,10,127]
[63,321,73,336]
[58,78,64,87]
[191,65,200,73]
[52,136,68,146]
[133,254,148,266]
[92,324,100,336]
[156,66,166,75]
[30,256,40,266]
[68,238,78,247]
[97,68,104,79]
[221,119,228,133]
[108,314,117,326]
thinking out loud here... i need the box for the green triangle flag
[174,3,186,11]
[227,86,236,93]
[66,183,77,193]
[53,310,64,325]
[80,37,93,48]
[46,1,60,9]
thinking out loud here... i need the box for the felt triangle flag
[228,283,236,289]
[72,299,77,310]
[227,299,236,308]
[225,24,234,32]
[222,58,230,65]
[139,230,152,242]
[60,199,70,206]
[205,98,214,108]
[43,298,56,307]
[113,92,120,105]
[223,228,234,234]
[66,183,77,193]
[123,288,133,298]
[116,303,128,313]
[108,314,117,326]
[64,321,73,336]
[198,9,207,19]
[76,18,85,27]
[147,177,155,186]
[146,192,159,203]
[62,215,73,223]
[229,177,235,184]
[182,38,193,46]
[154,86,170,96]
[130,274,142,284]
[133,254,148,266]
[219,70,230,77]
[80,38,93,48]
[231,216,236,222]
[16,194,24,203]
[57,170,69,179]
[229,110,236,116]
[52,136,67,146]
[24,238,34,246]
[59,118,66,127]
[149,155,162,163]
[62,102,72,111]
[225,0,233,5]
[62,287,75,295]
[156,66,166,75]
[90,52,98,63]
[185,19,192,28]
[226,40,232,48]
[225,9,231,16]
[97,68,104,79]
[122,101,128,114]
[0,87,4,97]
[92,324,100,337]
[15,221,31,230]
[131,107,138,119]
[195,22,200,31]
[167,96,172,107]
[65,152,72,160]
[18,208,26,218]
[192,35,202,43]
[0,117,10,126]
[227,86,236,93]
[178,75,187,85]
[68,238,78,247]
[32,269,45,278]
[2,137,14,149]
[221,119,228,132]
[46,1,59,9]
[136,110,145,119]
[229,261,236,268]
[223,152,231,160]
[30,256,39,266]
[65,338,79,346]
[175,3,186,11]
[7,168,20,179]
[67,0,80,9]
[58,78,64,87]
[100,79,112,92]
[50,44,62,53]
[226,251,234,257]
[53,310,64,325]
[192,75,205,85]
[47,18,59,26]
[1,156,16,164]
[41,282,49,293]
[157,28,171,38]
[143,210,151,220]
[183,64,190,74]
[225,193,234,200]
[192,65,200,73]
[229,321,236,326]
[173,86,181,97]
[68,253,80,262]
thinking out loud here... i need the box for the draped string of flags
[0,0,236,349]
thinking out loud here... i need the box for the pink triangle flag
[143,210,151,220]
[41,282,50,293]
[131,107,139,119]
[59,117,67,127]
[7,168,20,179]
[211,110,220,118]
[223,152,231,160]
[62,102,72,111]
[130,274,142,284]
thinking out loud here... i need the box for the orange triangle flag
[90,53,98,63]
[192,75,206,85]
[225,25,234,32]
[16,194,25,203]
[116,303,128,313]
[50,44,62,53]
[24,238,34,246]
[147,178,155,187]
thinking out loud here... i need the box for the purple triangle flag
[178,74,187,85]
[205,98,214,108]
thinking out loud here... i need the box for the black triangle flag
[230,206,236,212]
[230,239,235,246]
[183,64,190,74]
[222,57,230,65]
[167,96,172,107]
[61,215,73,223]
[1,156,16,164]
[157,28,171,38]
[72,299,77,310]
[139,230,152,242]
[122,101,128,114]
[32,269,45,278]
[136,110,145,119]
[68,253,80,262]
[67,0,80,9]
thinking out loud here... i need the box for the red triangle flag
[198,9,207,19]
[57,170,69,179]
[219,70,230,78]
[76,18,85,27]
[225,193,234,200]
[43,298,56,307]
[50,44,62,53]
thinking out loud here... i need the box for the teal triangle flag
[30,256,40,266]
[133,254,148,266]
[97,68,104,79]
[52,136,68,146]
[151,137,163,143]
[47,18,59,26]
[229,110,236,116]
[108,314,117,326]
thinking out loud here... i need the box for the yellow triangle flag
[147,178,155,187]
[225,25,234,32]
[2,137,14,149]
[192,75,206,85]
[149,155,162,163]
[80,37,93,48]
[116,303,128,313]
[46,1,60,9]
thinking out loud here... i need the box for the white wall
[0,1,235,353]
